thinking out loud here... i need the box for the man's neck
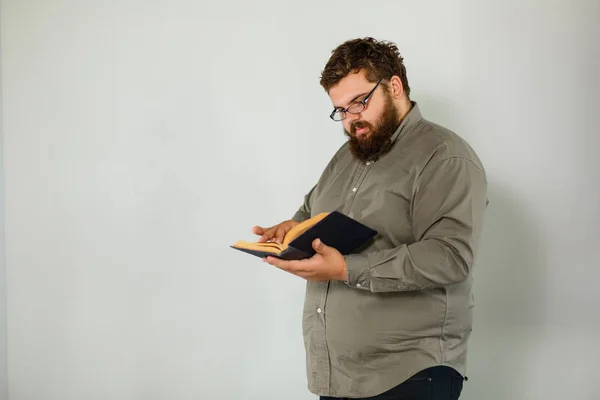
[396,98,413,122]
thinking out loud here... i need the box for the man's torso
[298,104,485,398]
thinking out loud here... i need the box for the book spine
[279,246,314,260]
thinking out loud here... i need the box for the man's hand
[252,219,300,244]
[264,238,348,281]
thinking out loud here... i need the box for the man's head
[320,37,412,161]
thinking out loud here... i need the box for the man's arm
[345,156,488,293]
[291,143,350,223]
[291,184,316,223]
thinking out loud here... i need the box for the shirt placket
[313,281,330,393]
[342,161,372,215]
[313,160,372,394]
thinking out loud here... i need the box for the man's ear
[389,75,404,99]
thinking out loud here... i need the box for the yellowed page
[283,212,329,247]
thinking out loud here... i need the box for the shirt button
[317,308,322,313]
[352,187,357,192]
[366,161,371,166]
[356,283,362,288]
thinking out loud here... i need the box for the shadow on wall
[461,181,548,400]
[408,96,549,399]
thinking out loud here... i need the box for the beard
[344,94,400,162]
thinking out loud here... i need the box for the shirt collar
[390,101,423,144]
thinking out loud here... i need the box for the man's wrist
[343,254,371,290]
[336,258,348,281]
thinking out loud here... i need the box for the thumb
[312,238,329,254]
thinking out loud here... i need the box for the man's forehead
[329,72,372,108]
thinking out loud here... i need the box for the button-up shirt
[292,103,488,398]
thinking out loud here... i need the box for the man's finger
[258,227,276,243]
[274,227,287,244]
[312,238,331,254]
[265,256,291,270]
[253,225,269,240]
[265,257,309,273]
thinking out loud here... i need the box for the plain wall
[1,0,599,399]
[0,6,7,398]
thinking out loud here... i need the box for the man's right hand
[252,220,300,244]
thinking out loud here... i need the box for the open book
[231,211,377,260]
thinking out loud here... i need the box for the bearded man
[253,37,488,400]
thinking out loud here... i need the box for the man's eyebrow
[334,92,369,109]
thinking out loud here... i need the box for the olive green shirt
[291,103,488,398]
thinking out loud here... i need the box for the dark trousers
[320,366,465,400]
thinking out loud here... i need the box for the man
[253,37,488,400]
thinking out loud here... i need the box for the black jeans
[320,366,465,400]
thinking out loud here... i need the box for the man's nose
[346,112,361,123]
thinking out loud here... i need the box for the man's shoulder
[314,140,354,179]
[406,118,484,171]
[322,140,352,168]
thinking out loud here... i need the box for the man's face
[328,70,400,161]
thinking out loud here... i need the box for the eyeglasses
[329,77,387,121]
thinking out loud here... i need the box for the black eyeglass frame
[329,77,388,121]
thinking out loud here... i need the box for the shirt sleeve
[292,143,350,223]
[291,184,316,223]
[344,156,488,293]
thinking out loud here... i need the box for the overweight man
[252,37,488,400]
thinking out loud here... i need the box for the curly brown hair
[320,37,410,98]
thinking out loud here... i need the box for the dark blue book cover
[231,211,377,260]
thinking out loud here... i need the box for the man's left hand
[264,239,348,281]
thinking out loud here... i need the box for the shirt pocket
[371,186,415,246]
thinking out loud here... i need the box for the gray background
[1,0,599,399]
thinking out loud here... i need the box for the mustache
[351,121,372,134]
